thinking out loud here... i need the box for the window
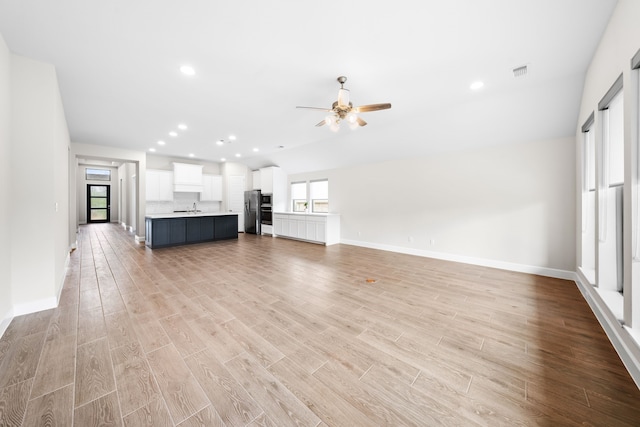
[291,179,330,212]
[310,179,328,213]
[597,75,624,294]
[605,91,624,186]
[580,113,596,284]
[86,168,111,181]
[291,181,307,212]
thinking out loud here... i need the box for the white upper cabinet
[173,162,203,192]
[146,170,174,201]
[201,174,223,201]
[252,170,261,190]
[260,167,274,194]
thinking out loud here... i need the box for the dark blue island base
[145,214,238,248]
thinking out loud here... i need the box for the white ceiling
[0,0,617,174]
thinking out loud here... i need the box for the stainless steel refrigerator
[244,190,261,234]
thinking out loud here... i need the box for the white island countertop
[145,212,239,219]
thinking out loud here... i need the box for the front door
[87,184,110,223]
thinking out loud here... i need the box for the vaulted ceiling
[0,0,617,173]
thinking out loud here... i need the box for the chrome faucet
[192,202,197,213]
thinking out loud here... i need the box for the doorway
[87,184,110,223]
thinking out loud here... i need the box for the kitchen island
[145,212,238,248]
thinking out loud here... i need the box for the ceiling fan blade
[296,106,333,112]
[356,117,367,127]
[354,103,392,113]
[315,119,326,127]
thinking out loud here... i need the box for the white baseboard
[574,273,640,389]
[135,235,145,243]
[56,251,71,302]
[12,296,58,317]
[0,307,13,339]
[340,239,575,280]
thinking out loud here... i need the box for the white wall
[0,34,12,334]
[9,53,70,315]
[52,63,70,303]
[290,136,576,275]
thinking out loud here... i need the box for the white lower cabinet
[306,216,325,242]
[273,213,340,245]
[274,215,286,236]
[289,217,306,239]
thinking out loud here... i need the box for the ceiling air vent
[513,65,528,78]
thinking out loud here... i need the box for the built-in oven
[260,194,273,225]
[261,207,273,225]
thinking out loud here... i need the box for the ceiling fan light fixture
[180,65,195,76]
[470,81,484,90]
[337,88,350,108]
[298,75,391,130]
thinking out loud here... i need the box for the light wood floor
[1,223,639,426]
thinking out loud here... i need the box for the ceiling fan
[297,76,391,130]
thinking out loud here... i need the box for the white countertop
[145,212,239,219]
[273,212,339,217]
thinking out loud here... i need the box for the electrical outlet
[408,236,414,242]
[430,239,436,246]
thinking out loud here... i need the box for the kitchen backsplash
[145,192,222,214]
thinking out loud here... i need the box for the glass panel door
[87,184,110,223]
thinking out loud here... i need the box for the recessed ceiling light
[470,81,484,90]
[189,153,195,157]
[178,124,187,130]
[149,148,156,152]
[228,135,236,141]
[180,65,195,76]
[216,140,224,146]
[253,148,259,152]
[169,131,178,137]
[157,140,165,145]
[235,153,241,158]
[220,158,226,162]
